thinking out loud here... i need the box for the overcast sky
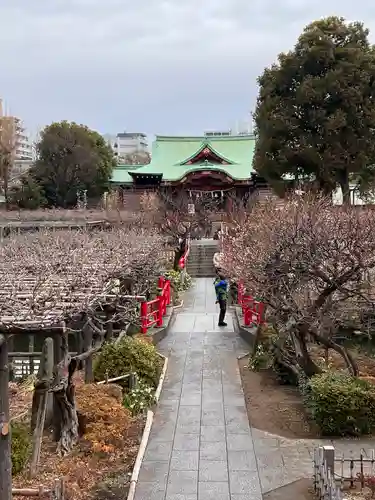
[1,1,374,140]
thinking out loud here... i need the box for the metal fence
[314,446,343,500]
[314,446,375,500]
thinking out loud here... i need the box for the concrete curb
[127,353,169,500]
[126,410,154,500]
[233,306,256,347]
[155,353,168,403]
[173,299,184,310]
[148,306,175,345]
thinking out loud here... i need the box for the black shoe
[218,322,227,327]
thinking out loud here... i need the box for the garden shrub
[165,269,191,302]
[123,381,156,416]
[11,421,32,475]
[305,372,375,436]
[249,325,297,384]
[249,344,272,371]
[93,336,162,388]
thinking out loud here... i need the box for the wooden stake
[0,336,12,500]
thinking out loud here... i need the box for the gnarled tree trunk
[51,334,79,456]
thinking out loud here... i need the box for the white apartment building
[113,132,148,159]
[14,122,33,161]
[0,100,33,161]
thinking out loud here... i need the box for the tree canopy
[30,121,116,208]
[253,17,375,203]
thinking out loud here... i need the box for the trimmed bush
[305,372,375,436]
[11,422,32,475]
[93,336,162,388]
[164,269,191,303]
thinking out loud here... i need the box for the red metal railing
[178,239,190,270]
[140,276,171,334]
[237,281,265,327]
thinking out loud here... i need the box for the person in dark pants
[214,273,228,327]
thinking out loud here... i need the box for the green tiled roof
[110,164,142,184]
[110,135,255,184]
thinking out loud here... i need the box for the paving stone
[226,433,254,452]
[171,450,199,470]
[144,441,173,461]
[167,470,198,495]
[162,388,182,400]
[178,405,201,422]
[200,441,227,461]
[201,408,225,426]
[231,496,262,500]
[225,422,250,435]
[255,450,284,468]
[177,422,201,434]
[223,395,246,406]
[180,393,202,406]
[173,433,200,451]
[198,481,230,500]
[229,470,262,495]
[224,409,250,434]
[202,399,224,411]
[200,425,226,442]
[228,451,258,471]
[138,461,169,485]
[199,460,228,482]
[165,495,198,500]
[149,423,176,442]
[158,401,180,412]
[202,369,222,378]
[134,482,166,500]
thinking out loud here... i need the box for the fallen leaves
[12,380,145,500]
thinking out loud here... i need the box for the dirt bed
[12,380,145,500]
[239,356,319,438]
[309,344,375,377]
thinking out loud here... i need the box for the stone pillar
[322,445,335,474]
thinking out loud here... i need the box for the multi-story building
[0,100,34,189]
[113,132,148,160]
[0,99,33,161]
[14,124,33,161]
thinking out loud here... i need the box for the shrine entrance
[178,169,237,212]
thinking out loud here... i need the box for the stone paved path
[135,278,375,500]
[135,278,261,500]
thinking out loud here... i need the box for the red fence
[140,276,171,334]
[237,282,265,327]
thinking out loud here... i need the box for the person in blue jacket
[214,272,228,326]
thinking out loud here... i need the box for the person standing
[214,273,228,327]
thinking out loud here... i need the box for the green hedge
[93,336,162,388]
[164,269,191,303]
[12,422,32,475]
[303,372,375,436]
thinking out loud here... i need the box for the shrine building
[110,133,271,210]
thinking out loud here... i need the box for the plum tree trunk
[54,379,79,456]
[51,333,79,456]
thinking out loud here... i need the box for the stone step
[187,264,215,269]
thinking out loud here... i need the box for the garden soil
[239,345,375,439]
[239,356,319,438]
[12,379,145,500]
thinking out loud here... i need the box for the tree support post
[0,336,12,500]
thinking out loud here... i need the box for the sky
[1,1,375,141]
